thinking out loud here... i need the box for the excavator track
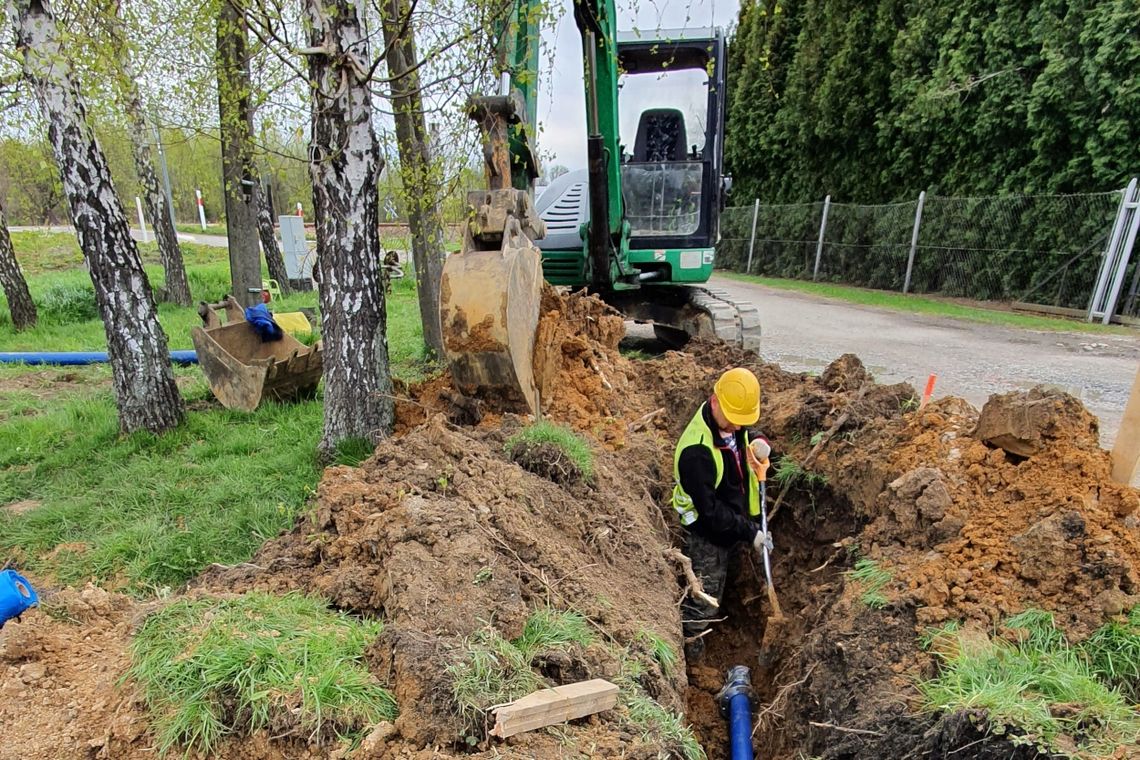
[685,286,763,353]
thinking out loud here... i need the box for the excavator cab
[537,29,730,286]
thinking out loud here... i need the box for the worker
[672,367,771,660]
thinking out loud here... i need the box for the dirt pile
[197,422,687,755]
[695,357,1140,759]
[815,386,1139,634]
[0,587,149,760]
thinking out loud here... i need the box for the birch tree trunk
[216,0,262,307]
[112,45,192,306]
[381,0,445,360]
[11,0,184,433]
[0,202,37,330]
[253,181,290,294]
[304,0,394,456]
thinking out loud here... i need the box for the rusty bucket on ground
[191,296,323,412]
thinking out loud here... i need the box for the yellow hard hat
[713,368,761,426]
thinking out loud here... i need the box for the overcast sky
[536,0,740,171]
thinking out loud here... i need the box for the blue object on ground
[0,351,198,366]
[0,570,38,627]
[244,304,284,342]
[717,665,754,760]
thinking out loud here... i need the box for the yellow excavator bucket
[441,205,544,416]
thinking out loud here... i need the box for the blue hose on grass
[717,665,754,760]
[0,351,198,366]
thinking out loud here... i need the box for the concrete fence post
[812,195,831,281]
[745,198,760,274]
[903,190,926,294]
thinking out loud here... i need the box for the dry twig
[753,662,818,736]
[808,721,883,737]
[663,548,719,608]
[628,408,665,432]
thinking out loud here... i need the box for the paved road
[709,275,1140,448]
[12,226,232,249]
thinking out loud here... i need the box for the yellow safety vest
[672,403,760,526]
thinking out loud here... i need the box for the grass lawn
[720,272,1130,334]
[0,231,429,592]
[174,222,228,237]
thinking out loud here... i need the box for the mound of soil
[197,413,685,754]
[3,287,1138,760]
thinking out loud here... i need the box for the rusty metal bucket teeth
[440,216,543,415]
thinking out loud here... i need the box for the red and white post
[295,202,303,219]
[195,189,208,230]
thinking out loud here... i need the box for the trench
[681,482,862,760]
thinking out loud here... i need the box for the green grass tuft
[919,610,1140,757]
[516,608,594,655]
[771,455,827,490]
[447,608,594,736]
[845,558,892,609]
[636,630,679,677]
[615,650,704,760]
[127,591,394,755]
[505,420,596,482]
[37,281,98,323]
[1081,606,1140,703]
[333,436,375,468]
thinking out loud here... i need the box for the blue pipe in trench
[0,350,198,366]
[717,665,754,760]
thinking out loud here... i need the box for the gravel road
[708,275,1140,448]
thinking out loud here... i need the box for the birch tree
[10,0,184,433]
[0,201,36,330]
[380,0,445,360]
[97,0,192,306]
[216,0,263,307]
[303,0,393,454]
[254,181,290,292]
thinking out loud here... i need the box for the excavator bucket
[191,296,323,412]
[440,192,544,416]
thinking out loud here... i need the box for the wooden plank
[1112,363,1140,483]
[490,679,619,739]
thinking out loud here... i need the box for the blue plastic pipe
[0,350,198,366]
[728,690,754,760]
[717,665,754,760]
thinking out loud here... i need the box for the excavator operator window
[618,67,709,237]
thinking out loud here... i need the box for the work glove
[753,529,774,555]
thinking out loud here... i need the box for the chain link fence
[719,190,1126,313]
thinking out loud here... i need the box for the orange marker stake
[919,373,937,410]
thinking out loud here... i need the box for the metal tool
[750,439,786,672]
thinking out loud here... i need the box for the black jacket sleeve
[677,444,759,548]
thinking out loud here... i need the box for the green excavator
[440,0,760,414]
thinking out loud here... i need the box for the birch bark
[11,0,184,433]
[304,0,394,455]
[0,202,37,330]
